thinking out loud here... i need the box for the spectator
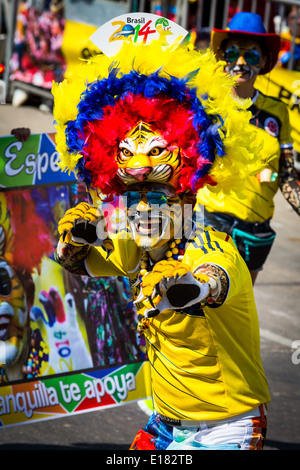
[198,12,300,284]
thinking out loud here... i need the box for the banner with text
[0,363,151,427]
[0,133,150,428]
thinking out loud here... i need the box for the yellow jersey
[84,224,271,421]
[197,90,293,223]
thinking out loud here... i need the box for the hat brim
[211,28,281,74]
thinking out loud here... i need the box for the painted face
[116,121,183,188]
[223,38,266,82]
[124,183,185,251]
[0,258,29,366]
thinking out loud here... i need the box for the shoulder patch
[264,116,280,137]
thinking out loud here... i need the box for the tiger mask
[116,121,183,189]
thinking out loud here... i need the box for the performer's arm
[55,242,90,275]
[140,259,229,316]
[278,149,300,216]
[55,202,114,276]
[193,263,229,307]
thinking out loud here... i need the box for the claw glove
[57,202,114,255]
[140,260,220,317]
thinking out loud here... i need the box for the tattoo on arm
[194,263,229,307]
[54,242,90,275]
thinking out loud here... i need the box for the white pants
[166,406,267,450]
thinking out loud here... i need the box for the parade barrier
[0,133,151,428]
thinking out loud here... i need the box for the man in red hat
[198,12,300,284]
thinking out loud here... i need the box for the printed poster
[10,1,66,89]
[61,20,98,78]
[9,0,131,89]
[0,133,151,428]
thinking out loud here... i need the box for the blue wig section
[65,68,225,188]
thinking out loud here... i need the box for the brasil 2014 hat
[211,12,281,74]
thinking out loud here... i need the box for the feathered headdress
[52,21,263,202]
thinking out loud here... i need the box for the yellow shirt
[85,224,270,421]
[198,90,293,223]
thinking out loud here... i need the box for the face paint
[128,207,171,250]
[223,38,265,82]
[224,48,262,65]
[124,184,183,250]
[0,258,29,365]
[225,63,255,79]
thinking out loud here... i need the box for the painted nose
[236,55,246,65]
[136,194,149,211]
[125,153,152,181]
[125,167,151,181]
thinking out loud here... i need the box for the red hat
[211,12,281,74]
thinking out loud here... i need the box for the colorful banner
[0,133,75,188]
[0,362,151,427]
[0,134,150,428]
[256,67,300,153]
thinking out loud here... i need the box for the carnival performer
[53,22,271,450]
[197,12,300,284]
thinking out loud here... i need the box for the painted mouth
[135,216,163,236]
[235,69,250,76]
[0,315,10,340]
[128,208,168,238]
[0,303,14,341]
[230,66,253,79]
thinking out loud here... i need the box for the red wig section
[81,93,213,194]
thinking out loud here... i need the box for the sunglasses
[123,191,170,207]
[224,48,261,66]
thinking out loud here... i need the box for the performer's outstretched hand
[140,259,212,316]
[58,202,114,256]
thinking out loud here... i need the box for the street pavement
[0,103,299,451]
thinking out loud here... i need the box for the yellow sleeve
[279,102,293,148]
[84,234,142,279]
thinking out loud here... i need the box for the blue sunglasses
[123,191,170,207]
[224,48,261,66]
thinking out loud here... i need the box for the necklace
[139,237,186,280]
